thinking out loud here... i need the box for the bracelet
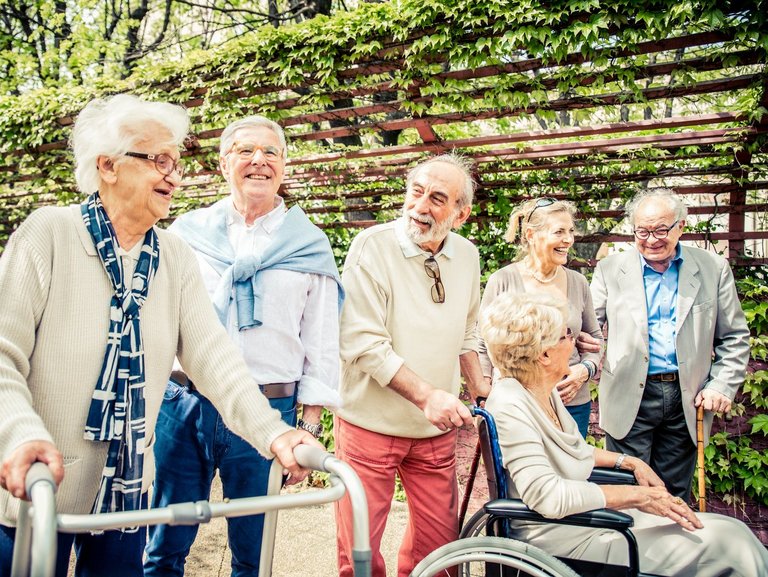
[614,453,627,470]
[580,360,596,380]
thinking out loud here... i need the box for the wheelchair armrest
[483,498,634,531]
[588,467,637,485]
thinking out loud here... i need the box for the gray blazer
[591,245,750,444]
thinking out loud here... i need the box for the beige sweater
[337,219,480,439]
[0,205,291,524]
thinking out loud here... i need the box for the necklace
[543,401,562,429]
[523,385,563,429]
[534,395,562,429]
[525,259,559,284]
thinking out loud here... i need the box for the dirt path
[185,476,409,577]
[185,421,485,576]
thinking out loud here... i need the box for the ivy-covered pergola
[1,0,767,539]
[1,0,766,268]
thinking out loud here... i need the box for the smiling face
[527,211,574,268]
[219,125,286,223]
[633,198,684,271]
[401,161,471,253]
[100,125,181,233]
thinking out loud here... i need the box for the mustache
[404,210,435,226]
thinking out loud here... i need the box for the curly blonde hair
[505,198,576,260]
[480,292,568,383]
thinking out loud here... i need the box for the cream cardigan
[0,205,291,524]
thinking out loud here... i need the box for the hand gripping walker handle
[11,462,58,577]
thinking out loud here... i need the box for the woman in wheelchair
[480,292,768,577]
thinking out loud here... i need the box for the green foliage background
[0,0,766,516]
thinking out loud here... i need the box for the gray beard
[401,209,456,249]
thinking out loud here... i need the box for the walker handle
[293,444,332,472]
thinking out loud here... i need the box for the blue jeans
[565,400,591,438]
[144,381,297,577]
[1,497,147,577]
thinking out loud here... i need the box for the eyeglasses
[559,328,574,342]
[229,141,283,161]
[526,197,556,222]
[125,152,185,178]
[424,257,445,304]
[633,221,680,240]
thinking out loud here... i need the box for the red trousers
[334,417,458,577]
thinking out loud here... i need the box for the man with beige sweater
[334,154,489,577]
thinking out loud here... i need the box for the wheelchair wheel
[460,509,514,543]
[460,509,491,539]
[410,536,579,577]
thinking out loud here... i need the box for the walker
[10,445,371,577]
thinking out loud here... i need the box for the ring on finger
[674,497,684,505]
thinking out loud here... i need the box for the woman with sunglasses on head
[481,292,768,576]
[0,94,319,577]
[478,198,602,437]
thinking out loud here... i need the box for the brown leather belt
[648,371,678,382]
[169,371,297,399]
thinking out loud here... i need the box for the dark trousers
[144,381,297,577]
[0,497,147,577]
[606,376,696,500]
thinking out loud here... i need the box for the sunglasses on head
[526,197,556,222]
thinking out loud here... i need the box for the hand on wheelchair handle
[423,389,473,432]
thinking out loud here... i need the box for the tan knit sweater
[0,205,291,524]
[337,219,480,439]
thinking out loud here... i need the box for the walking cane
[697,404,706,512]
[458,439,482,528]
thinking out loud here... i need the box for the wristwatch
[298,418,324,439]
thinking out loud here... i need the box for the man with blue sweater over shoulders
[144,116,343,577]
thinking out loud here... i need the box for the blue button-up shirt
[641,245,683,375]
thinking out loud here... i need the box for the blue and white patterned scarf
[81,192,159,517]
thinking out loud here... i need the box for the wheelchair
[410,407,655,577]
[11,446,371,577]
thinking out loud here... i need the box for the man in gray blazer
[589,189,750,499]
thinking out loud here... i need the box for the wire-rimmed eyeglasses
[559,327,574,342]
[632,221,680,240]
[527,197,556,222]
[229,141,284,161]
[424,257,445,304]
[125,152,185,178]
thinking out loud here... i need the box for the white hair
[71,94,189,193]
[219,115,287,158]
[625,188,688,224]
[406,153,476,209]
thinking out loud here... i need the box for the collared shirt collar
[638,242,683,272]
[226,196,286,233]
[394,216,455,259]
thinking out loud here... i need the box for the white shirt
[190,197,341,408]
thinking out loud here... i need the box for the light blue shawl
[170,198,343,330]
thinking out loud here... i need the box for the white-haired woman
[0,94,318,577]
[479,198,602,436]
[481,292,768,576]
